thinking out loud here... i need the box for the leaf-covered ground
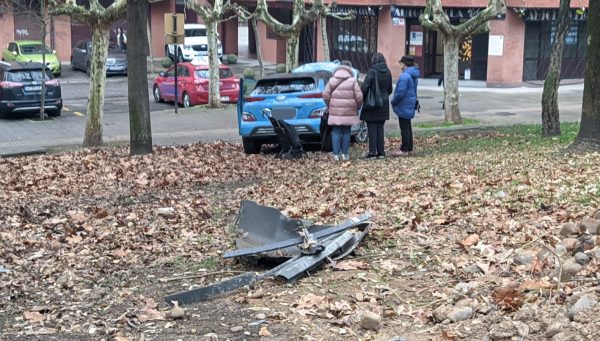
[1,125,600,341]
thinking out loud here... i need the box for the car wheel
[54,72,61,78]
[70,58,76,71]
[153,86,163,103]
[86,63,91,76]
[242,137,262,154]
[177,49,184,63]
[182,92,191,108]
[48,110,61,117]
[353,121,368,143]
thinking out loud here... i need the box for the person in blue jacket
[391,55,420,156]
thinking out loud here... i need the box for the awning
[331,5,378,17]
[391,6,490,20]
[518,8,588,21]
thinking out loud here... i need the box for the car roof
[0,61,46,71]
[184,24,207,29]
[13,40,46,45]
[259,72,318,81]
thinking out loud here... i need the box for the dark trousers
[367,121,385,156]
[398,117,413,152]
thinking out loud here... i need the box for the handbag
[363,71,383,111]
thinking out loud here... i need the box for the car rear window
[20,44,53,55]
[251,77,316,95]
[195,68,234,79]
[6,70,50,82]
[185,28,207,37]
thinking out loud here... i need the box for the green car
[2,40,62,77]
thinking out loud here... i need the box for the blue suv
[237,61,367,154]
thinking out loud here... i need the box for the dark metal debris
[165,201,371,305]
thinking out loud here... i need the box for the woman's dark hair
[371,53,386,65]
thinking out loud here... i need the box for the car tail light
[244,96,265,102]
[298,93,322,99]
[308,108,327,118]
[194,79,208,90]
[0,81,23,89]
[242,112,256,122]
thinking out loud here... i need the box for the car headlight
[308,108,327,118]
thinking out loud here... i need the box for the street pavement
[0,59,585,157]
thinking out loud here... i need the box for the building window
[328,6,378,72]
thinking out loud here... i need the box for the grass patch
[419,122,580,154]
[414,117,481,129]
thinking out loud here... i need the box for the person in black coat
[360,53,393,159]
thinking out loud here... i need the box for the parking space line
[73,112,84,116]
[63,107,70,112]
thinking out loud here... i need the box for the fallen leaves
[491,285,525,311]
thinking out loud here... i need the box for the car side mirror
[159,71,165,77]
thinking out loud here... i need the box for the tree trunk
[285,34,299,72]
[147,18,154,75]
[320,15,330,62]
[541,0,571,136]
[127,0,153,155]
[82,24,110,146]
[40,0,46,120]
[443,35,462,123]
[207,18,222,108]
[251,17,263,78]
[572,1,600,151]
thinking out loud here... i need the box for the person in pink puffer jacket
[322,61,363,161]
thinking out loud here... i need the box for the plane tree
[49,0,127,147]
[419,0,505,123]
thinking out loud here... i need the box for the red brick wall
[377,7,406,80]
[222,18,238,55]
[52,16,71,62]
[0,6,15,55]
[256,20,285,64]
[150,0,174,58]
[486,10,525,87]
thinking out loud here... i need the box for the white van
[165,24,223,62]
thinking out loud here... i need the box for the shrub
[276,63,287,73]
[243,67,256,80]
[161,57,173,69]
[226,54,237,64]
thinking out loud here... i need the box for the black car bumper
[0,98,63,114]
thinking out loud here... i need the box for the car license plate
[24,86,42,92]
[220,96,229,102]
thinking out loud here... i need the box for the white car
[165,23,223,62]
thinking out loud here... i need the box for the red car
[152,62,239,107]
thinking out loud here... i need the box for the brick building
[0,0,590,87]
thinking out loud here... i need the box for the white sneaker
[333,154,340,161]
[342,154,350,161]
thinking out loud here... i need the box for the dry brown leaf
[259,326,272,336]
[23,311,45,323]
[334,260,370,271]
[461,234,479,247]
[491,285,525,311]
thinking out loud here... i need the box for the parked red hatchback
[152,62,239,107]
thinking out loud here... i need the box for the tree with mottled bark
[541,0,571,136]
[420,0,505,123]
[235,7,264,78]
[572,1,600,152]
[187,0,238,108]
[127,0,153,155]
[49,0,127,146]
[255,0,324,71]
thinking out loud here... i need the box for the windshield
[20,44,53,55]
[251,77,316,95]
[195,68,234,79]
[7,70,50,82]
[185,28,207,37]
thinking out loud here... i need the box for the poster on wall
[392,18,405,26]
[488,35,504,56]
[410,31,423,46]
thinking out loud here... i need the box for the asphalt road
[0,67,585,156]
